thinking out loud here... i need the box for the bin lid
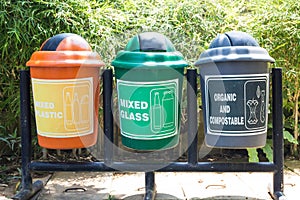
[195,31,274,65]
[111,32,188,69]
[26,33,105,67]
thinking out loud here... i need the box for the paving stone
[38,172,112,200]
[283,170,300,200]
[36,170,300,200]
[177,172,268,200]
[155,173,185,199]
[109,172,145,199]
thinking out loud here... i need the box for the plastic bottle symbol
[73,93,80,125]
[80,95,89,125]
[152,92,162,131]
[64,92,73,129]
[162,90,175,128]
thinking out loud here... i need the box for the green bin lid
[111,32,188,69]
[195,31,274,65]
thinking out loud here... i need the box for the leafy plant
[0,125,21,180]
[248,129,299,162]
[0,0,299,163]
[247,148,259,163]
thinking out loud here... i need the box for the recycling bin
[27,33,105,149]
[111,32,188,150]
[195,31,274,148]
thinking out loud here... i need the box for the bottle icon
[260,90,266,123]
[64,92,73,130]
[80,95,90,129]
[152,92,162,132]
[162,90,175,128]
[73,93,80,126]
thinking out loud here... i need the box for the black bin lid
[195,31,274,65]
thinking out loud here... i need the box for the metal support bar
[144,172,156,200]
[13,70,43,200]
[187,69,198,165]
[272,68,285,197]
[29,161,277,172]
[20,70,32,190]
[103,69,114,164]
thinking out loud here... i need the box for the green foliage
[0,0,299,159]
[246,130,299,162]
[247,148,259,163]
[0,125,21,165]
[262,140,273,162]
[284,130,299,145]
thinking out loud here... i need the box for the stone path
[36,165,300,200]
[1,161,299,200]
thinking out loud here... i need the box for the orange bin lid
[26,33,105,67]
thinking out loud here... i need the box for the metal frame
[13,68,285,200]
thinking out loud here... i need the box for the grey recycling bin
[195,31,275,148]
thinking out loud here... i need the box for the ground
[1,148,299,199]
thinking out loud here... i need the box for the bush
[0,0,299,158]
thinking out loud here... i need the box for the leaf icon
[256,85,261,99]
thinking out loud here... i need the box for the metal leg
[144,172,156,200]
[272,68,285,199]
[12,181,44,200]
[187,69,198,165]
[19,70,32,191]
[273,192,287,200]
[103,69,114,165]
[13,70,43,200]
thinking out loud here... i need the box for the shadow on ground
[122,193,182,200]
[190,196,266,200]
[121,194,266,200]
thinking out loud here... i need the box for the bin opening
[40,33,92,51]
[209,31,260,48]
[138,32,167,52]
[125,32,176,52]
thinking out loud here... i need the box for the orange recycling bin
[27,33,105,149]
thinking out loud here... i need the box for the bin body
[195,31,274,148]
[112,32,188,150]
[27,33,104,149]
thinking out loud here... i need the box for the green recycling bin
[111,32,188,150]
[195,31,274,148]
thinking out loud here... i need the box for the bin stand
[13,68,285,200]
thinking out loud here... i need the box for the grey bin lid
[195,31,275,65]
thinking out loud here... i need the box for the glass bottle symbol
[64,92,73,129]
[152,92,162,132]
[162,90,175,128]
